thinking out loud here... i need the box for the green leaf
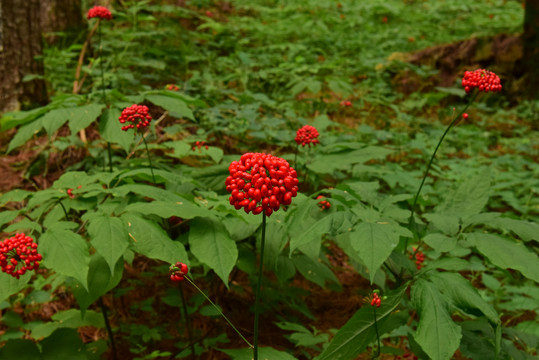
[31,309,104,339]
[110,184,187,202]
[67,104,104,134]
[41,108,71,135]
[491,217,539,242]
[70,254,123,313]
[221,347,297,360]
[188,217,238,285]
[439,171,491,218]
[41,328,89,360]
[88,216,129,275]
[430,272,499,325]
[308,147,392,175]
[124,200,209,219]
[423,233,457,253]
[294,255,338,287]
[40,227,90,290]
[350,222,411,283]
[145,94,194,120]
[7,117,44,153]
[316,285,407,360]
[0,339,41,360]
[99,108,133,152]
[207,146,224,163]
[122,213,188,265]
[0,189,32,205]
[0,272,32,303]
[466,233,539,282]
[0,210,19,229]
[424,213,459,236]
[412,279,462,360]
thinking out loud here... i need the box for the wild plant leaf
[7,117,44,153]
[438,170,491,218]
[67,104,104,134]
[31,309,104,339]
[99,108,133,152]
[0,272,32,303]
[466,233,539,282]
[40,226,90,290]
[88,215,129,274]
[289,212,351,255]
[424,213,459,236]
[41,108,71,135]
[109,184,186,202]
[145,94,194,120]
[188,217,238,285]
[40,328,88,360]
[294,255,339,287]
[221,347,297,360]
[423,233,457,252]
[316,285,407,360]
[124,200,210,219]
[122,213,188,265]
[412,279,462,360]
[0,339,41,360]
[490,217,539,242]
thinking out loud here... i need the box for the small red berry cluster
[87,6,112,20]
[0,233,42,279]
[169,262,188,282]
[340,100,352,107]
[461,69,502,93]
[166,84,179,91]
[192,141,209,151]
[410,248,425,270]
[295,125,320,147]
[316,195,331,210]
[119,104,152,131]
[67,185,82,199]
[370,292,382,308]
[226,153,299,217]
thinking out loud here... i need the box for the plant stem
[58,200,69,221]
[253,213,267,360]
[372,306,380,359]
[97,22,113,173]
[107,142,113,173]
[178,283,196,359]
[142,135,156,183]
[294,144,298,169]
[98,297,118,360]
[404,92,478,253]
[184,276,253,349]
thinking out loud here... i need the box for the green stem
[58,200,69,221]
[253,213,267,360]
[178,283,196,359]
[107,142,113,173]
[184,276,253,349]
[142,135,156,184]
[372,306,380,359]
[98,23,107,105]
[404,92,478,253]
[294,144,298,169]
[98,297,118,360]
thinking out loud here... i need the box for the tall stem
[98,297,118,360]
[142,135,156,183]
[184,276,253,349]
[294,144,298,169]
[372,306,380,358]
[178,283,196,359]
[98,22,113,172]
[253,213,267,360]
[404,92,478,253]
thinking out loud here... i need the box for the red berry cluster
[119,104,152,131]
[67,185,82,199]
[226,153,299,217]
[192,141,209,151]
[340,100,352,107]
[87,6,112,20]
[370,292,382,308]
[410,248,425,270]
[461,69,502,93]
[166,84,179,91]
[295,125,320,147]
[169,262,188,282]
[0,233,42,279]
[316,195,331,210]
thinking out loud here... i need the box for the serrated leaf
[99,108,133,152]
[423,233,457,252]
[492,217,539,242]
[308,147,392,175]
[145,94,194,120]
[122,213,188,265]
[207,146,224,163]
[412,279,462,360]
[7,117,44,153]
[124,200,209,219]
[351,222,411,283]
[40,227,90,290]
[289,212,351,255]
[67,104,104,134]
[430,272,499,325]
[31,309,104,339]
[0,339,41,360]
[424,213,459,236]
[41,108,71,135]
[0,272,32,303]
[188,217,237,285]
[294,255,338,287]
[0,189,32,205]
[439,171,491,218]
[88,216,129,274]
[466,233,539,282]
[316,285,407,360]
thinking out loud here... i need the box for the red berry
[295,125,320,147]
[0,233,42,278]
[461,69,502,93]
[118,104,152,132]
[462,113,469,120]
[87,6,112,20]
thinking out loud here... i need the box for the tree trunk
[41,0,84,44]
[0,0,48,114]
[522,0,539,99]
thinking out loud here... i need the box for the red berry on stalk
[169,262,188,282]
[87,6,112,20]
[461,69,502,93]
[295,125,320,147]
[118,104,152,132]
[0,233,42,279]
[462,113,469,120]
[226,153,298,216]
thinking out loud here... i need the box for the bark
[522,0,539,99]
[41,0,84,44]
[0,0,48,113]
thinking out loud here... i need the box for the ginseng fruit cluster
[461,69,502,93]
[316,195,331,210]
[119,104,152,131]
[169,262,188,282]
[87,6,112,20]
[0,233,42,279]
[370,292,382,308]
[295,125,320,147]
[226,153,299,216]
